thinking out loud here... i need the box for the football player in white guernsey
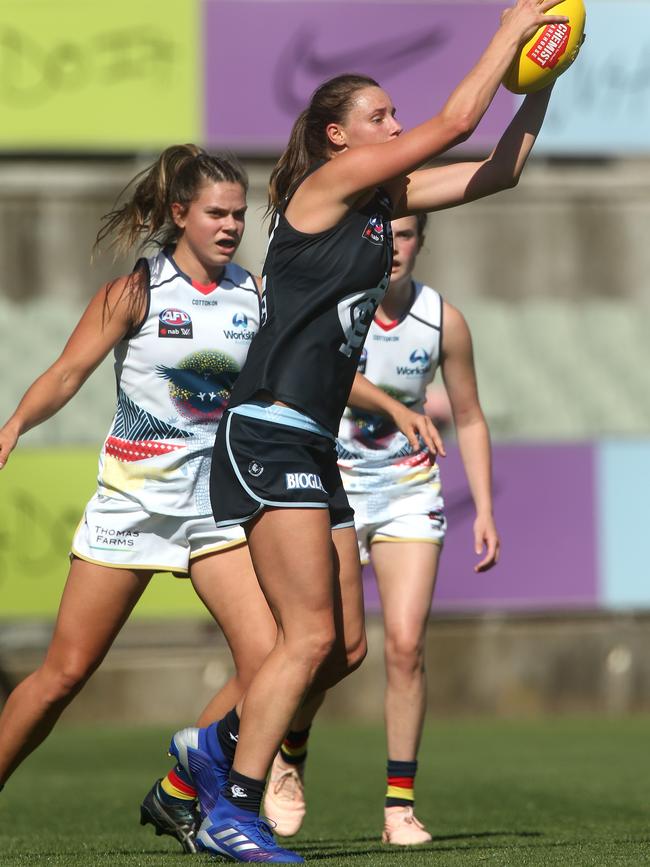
[0,146,279,852]
[349,214,499,843]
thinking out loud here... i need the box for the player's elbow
[501,169,521,190]
[439,108,475,146]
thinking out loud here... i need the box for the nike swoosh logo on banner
[273,25,449,114]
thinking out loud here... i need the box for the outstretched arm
[349,373,446,457]
[440,302,500,572]
[0,277,139,469]
[395,84,554,215]
[289,0,567,230]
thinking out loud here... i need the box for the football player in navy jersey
[173,1,564,862]
[264,214,499,844]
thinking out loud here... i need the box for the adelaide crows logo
[156,349,239,423]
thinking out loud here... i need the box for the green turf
[1,718,649,865]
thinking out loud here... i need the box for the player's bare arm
[440,302,500,571]
[349,372,445,456]
[287,0,568,232]
[0,277,139,469]
[395,84,554,215]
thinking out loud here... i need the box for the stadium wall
[1,442,647,618]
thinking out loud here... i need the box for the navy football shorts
[210,405,355,530]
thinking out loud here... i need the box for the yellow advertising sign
[0,0,200,149]
[0,448,209,618]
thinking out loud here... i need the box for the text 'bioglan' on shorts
[209,403,355,530]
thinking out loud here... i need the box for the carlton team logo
[362,214,385,246]
[159,308,193,339]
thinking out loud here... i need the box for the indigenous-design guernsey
[337,281,443,495]
[228,176,394,434]
[97,249,260,516]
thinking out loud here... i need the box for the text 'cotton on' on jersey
[98,249,260,516]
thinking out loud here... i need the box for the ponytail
[95,144,247,329]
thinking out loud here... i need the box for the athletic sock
[223,769,265,815]
[385,759,418,808]
[214,707,240,765]
[279,725,311,766]
[159,764,197,803]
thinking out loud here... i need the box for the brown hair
[96,144,248,328]
[268,74,379,218]
[96,144,248,257]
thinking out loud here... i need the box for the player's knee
[344,629,367,675]
[40,656,96,701]
[297,628,337,675]
[385,631,425,676]
[233,638,276,686]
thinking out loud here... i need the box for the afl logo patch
[159,308,193,339]
[362,214,386,246]
[248,460,264,478]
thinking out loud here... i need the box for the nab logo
[232,312,248,328]
[409,349,430,365]
[159,308,193,339]
[397,348,432,377]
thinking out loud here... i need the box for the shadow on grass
[296,829,542,852]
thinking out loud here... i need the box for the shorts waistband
[229,402,334,441]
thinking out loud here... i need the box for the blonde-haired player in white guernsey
[0,146,278,853]
[263,214,500,845]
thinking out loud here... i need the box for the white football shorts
[341,462,447,565]
[71,492,246,575]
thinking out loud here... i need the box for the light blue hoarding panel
[536,1,650,154]
[598,441,650,608]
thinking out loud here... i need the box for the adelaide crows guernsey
[97,249,260,516]
[337,281,442,491]
[228,177,393,434]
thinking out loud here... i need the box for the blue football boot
[196,796,304,863]
[169,725,232,815]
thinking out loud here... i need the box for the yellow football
[503,0,586,94]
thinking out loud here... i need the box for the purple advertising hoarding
[204,1,517,153]
[362,444,599,613]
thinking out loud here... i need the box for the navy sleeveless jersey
[228,179,394,434]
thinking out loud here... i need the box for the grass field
[1,718,649,865]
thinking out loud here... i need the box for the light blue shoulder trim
[230,402,334,440]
